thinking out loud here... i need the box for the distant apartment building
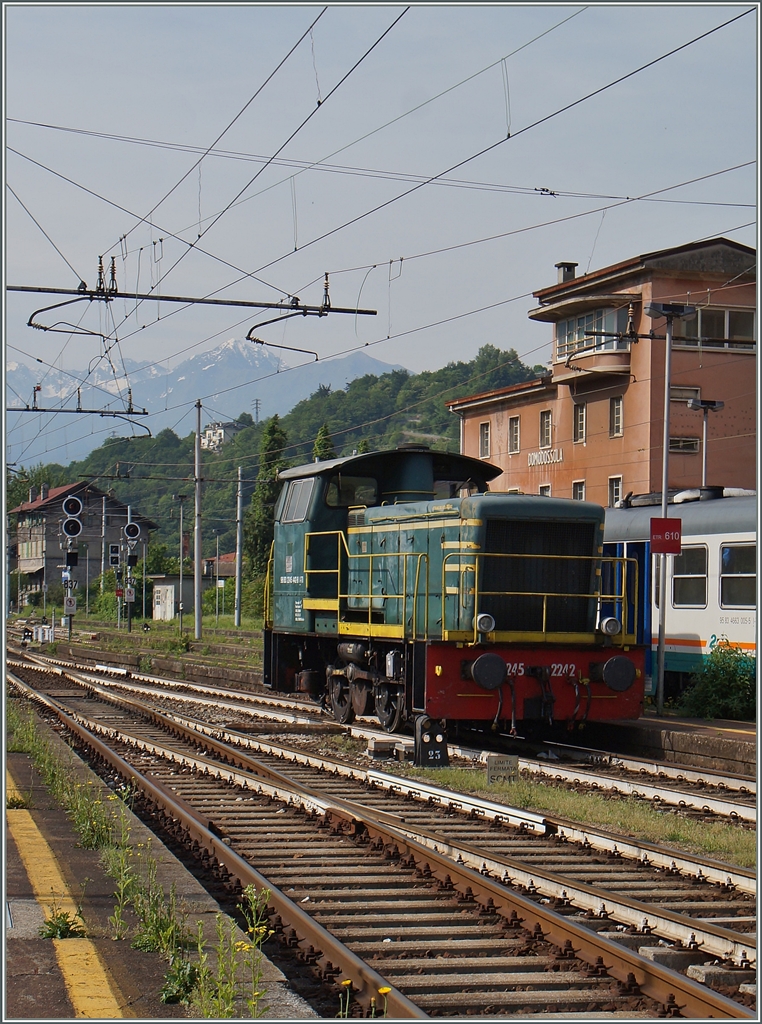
[200,421,241,452]
[448,238,756,504]
[9,482,156,603]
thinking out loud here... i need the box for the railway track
[11,648,756,825]
[7,661,756,1018]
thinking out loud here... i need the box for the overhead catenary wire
[110,8,328,250]
[114,6,411,331]
[248,8,755,278]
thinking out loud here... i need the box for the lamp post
[687,398,724,487]
[645,302,696,716]
[174,494,187,634]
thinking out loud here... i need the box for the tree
[244,416,289,575]
[312,423,335,462]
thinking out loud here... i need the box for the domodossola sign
[528,448,564,467]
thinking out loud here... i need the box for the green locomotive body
[264,446,644,732]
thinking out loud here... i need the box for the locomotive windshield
[279,478,315,523]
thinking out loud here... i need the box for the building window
[573,403,586,443]
[608,476,622,507]
[609,396,623,437]
[572,481,585,501]
[539,410,552,448]
[508,416,520,453]
[555,307,630,361]
[672,546,707,607]
[539,485,551,497]
[479,422,491,459]
[674,307,755,349]
[669,437,700,454]
[720,544,756,607]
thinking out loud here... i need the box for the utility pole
[100,496,106,591]
[215,531,220,626]
[194,399,203,640]
[235,466,243,628]
[176,497,186,634]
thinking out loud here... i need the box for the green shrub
[678,637,756,720]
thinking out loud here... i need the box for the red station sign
[650,517,682,554]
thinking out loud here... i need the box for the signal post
[61,495,83,640]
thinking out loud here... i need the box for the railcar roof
[604,495,757,541]
[278,447,503,483]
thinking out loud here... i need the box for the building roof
[532,237,756,305]
[8,481,158,530]
[447,376,553,412]
[9,482,84,515]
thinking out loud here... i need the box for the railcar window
[325,475,377,508]
[720,544,756,607]
[672,545,707,607]
[281,478,315,523]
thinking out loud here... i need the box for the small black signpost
[414,716,449,767]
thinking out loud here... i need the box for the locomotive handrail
[303,530,430,638]
[442,551,639,645]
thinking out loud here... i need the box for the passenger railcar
[603,492,756,697]
[264,446,645,733]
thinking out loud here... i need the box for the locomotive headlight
[474,612,496,634]
[599,616,622,636]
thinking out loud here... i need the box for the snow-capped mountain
[6,338,405,465]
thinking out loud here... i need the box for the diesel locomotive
[263,446,645,733]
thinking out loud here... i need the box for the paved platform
[5,712,318,1019]
[580,712,756,775]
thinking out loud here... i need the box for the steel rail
[6,672,424,1019]
[23,649,756,825]
[12,669,754,966]
[545,740,757,792]
[8,670,753,1020]
[10,655,755,893]
[519,758,756,823]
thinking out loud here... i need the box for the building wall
[455,248,756,503]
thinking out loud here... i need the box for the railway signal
[61,495,83,538]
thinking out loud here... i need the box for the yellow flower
[341,979,352,987]
[378,987,391,995]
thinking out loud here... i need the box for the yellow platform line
[6,770,128,1018]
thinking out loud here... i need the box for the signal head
[62,495,83,517]
[123,522,141,541]
[62,518,83,538]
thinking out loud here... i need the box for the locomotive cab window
[720,544,756,607]
[433,478,480,499]
[325,474,377,508]
[281,478,316,523]
[672,545,707,607]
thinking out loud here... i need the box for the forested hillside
[9,345,544,559]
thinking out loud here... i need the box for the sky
[3,2,758,468]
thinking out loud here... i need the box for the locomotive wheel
[329,675,355,725]
[350,681,374,717]
[375,682,403,732]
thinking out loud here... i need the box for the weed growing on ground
[6,787,33,809]
[38,893,86,939]
[337,978,353,1018]
[160,953,199,1004]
